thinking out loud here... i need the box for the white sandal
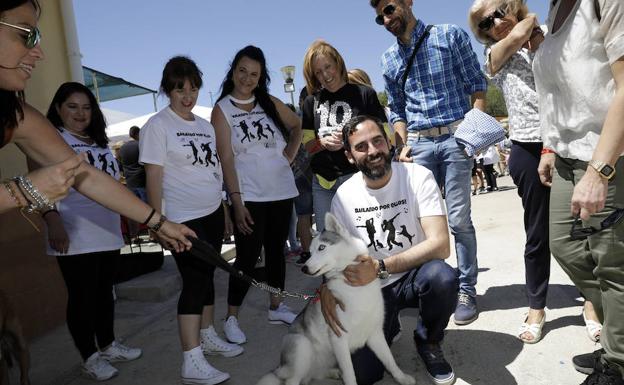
[583,309,602,342]
[517,314,546,344]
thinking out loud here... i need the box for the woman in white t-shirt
[140,57,240,385]
[533,1,624,382]
[43,82,141,381]
[211,46,303,345]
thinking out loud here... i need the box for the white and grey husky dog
[256,213,415,385]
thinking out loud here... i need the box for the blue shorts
[294,186,313,216]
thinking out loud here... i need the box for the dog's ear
[325,212,349,238]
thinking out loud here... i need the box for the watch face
[378,271,389,279]
[602,165,615,177]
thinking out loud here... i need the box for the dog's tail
[255,371,281,385]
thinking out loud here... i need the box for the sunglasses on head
[570,206,624,241]
[478,8,506,31]
[0,21,41,49]
[375,4,396,25]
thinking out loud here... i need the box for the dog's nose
[301,265,309,274]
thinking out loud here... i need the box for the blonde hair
[347,69,373,87]
[468,0,529,45]
[302,40,348,94]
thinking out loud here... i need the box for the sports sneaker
[454,293,478,326]
[82,352,118,381]
[295,252,311,266]
[182,349,230,385]
[223,316,246,344]
[268,303,297,325]
[417,343,455,385]
[201,326,244,357]
[100,341,142,362]
[581,362,624,385]
[574,348,605,375]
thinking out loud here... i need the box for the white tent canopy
[106,105,213,142]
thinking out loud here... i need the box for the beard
[387,14,408,37]
[357,151,392,180]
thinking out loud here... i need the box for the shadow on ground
[477,283,581,313]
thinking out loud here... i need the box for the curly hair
[468,0,529,45]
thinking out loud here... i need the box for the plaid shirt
[382,20,487,131]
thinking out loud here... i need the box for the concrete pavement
[22,176,600,385]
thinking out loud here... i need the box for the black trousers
[228,199,293,306]
[352,260,458,384]
[483,164,498,190]
[56,249,120,360]
[508,141,551,309]
[172,206,225,315]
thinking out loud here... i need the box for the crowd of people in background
[1,0,623,384]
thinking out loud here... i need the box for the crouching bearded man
[320,115,459,385]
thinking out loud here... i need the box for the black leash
[188,237,316,301]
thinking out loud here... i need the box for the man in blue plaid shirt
[370,0,487,383]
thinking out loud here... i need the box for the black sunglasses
[570,207,624,241]
[375,4,396,25]
[0,21,41,49]
[478,8,506,31]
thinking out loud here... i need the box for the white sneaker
[181,348,230,385]
[82,352,118,381]
[201,326,244,357]
[223,316,246,344]
[100,341,142,362]
[268,303,297,325]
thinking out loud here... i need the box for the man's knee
[419,260,459,296]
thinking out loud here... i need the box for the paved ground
[20,176,600,385]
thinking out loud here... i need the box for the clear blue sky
[73,0,549,116]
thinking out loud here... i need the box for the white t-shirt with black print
[47,128,124,256]
[139,107,223,223]
[331,162,446,288]
[217,97,297,202]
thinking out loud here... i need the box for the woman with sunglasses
[533,0,624,383]
[302,40,387,233]
[468,0,552,344]
[0,0,194,251]
[140,56,242,385]
[42,82,142,381]
[211,45,302,345]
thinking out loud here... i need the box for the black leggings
[56,250,120,360]
[172,206,224,315]
[228,199,293,306]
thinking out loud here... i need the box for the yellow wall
[0,0,73,338]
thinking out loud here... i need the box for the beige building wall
[0,0,74,338]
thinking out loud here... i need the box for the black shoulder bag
[401,25,433,90]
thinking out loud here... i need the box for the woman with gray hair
[468,0,552,344]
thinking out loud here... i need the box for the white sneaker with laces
[223,316,246,344]
[201,326,244,357]
[100,341,142,362]
[82,352,118,381]
[182,347,230,385]
[268,303,297,325]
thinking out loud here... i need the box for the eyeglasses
[478,8,506,31]
[0,21,41,49]
[570,207,624,241]
[375,4,396,25]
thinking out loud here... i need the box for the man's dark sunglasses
[478,8,506,31]
[375,4,396,25]
[570,207,624,241]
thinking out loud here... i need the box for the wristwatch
[588,160,616,181]
[377,259,389,280]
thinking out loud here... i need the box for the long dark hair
[0,0,41,144]
[217,45,289,141]
[46,82,109,148]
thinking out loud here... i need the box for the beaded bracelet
[13,175,55,214]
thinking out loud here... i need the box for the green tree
[485,81,508,117]
[377,91,388,107]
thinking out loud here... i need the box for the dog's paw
[325,368,341,380]
[394,373,416,385]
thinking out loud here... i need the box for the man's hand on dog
[320,284,347,337]
[344,255,378,286]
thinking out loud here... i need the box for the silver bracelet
[13,176,55,214]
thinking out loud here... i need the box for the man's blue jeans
[407,134,478,296]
